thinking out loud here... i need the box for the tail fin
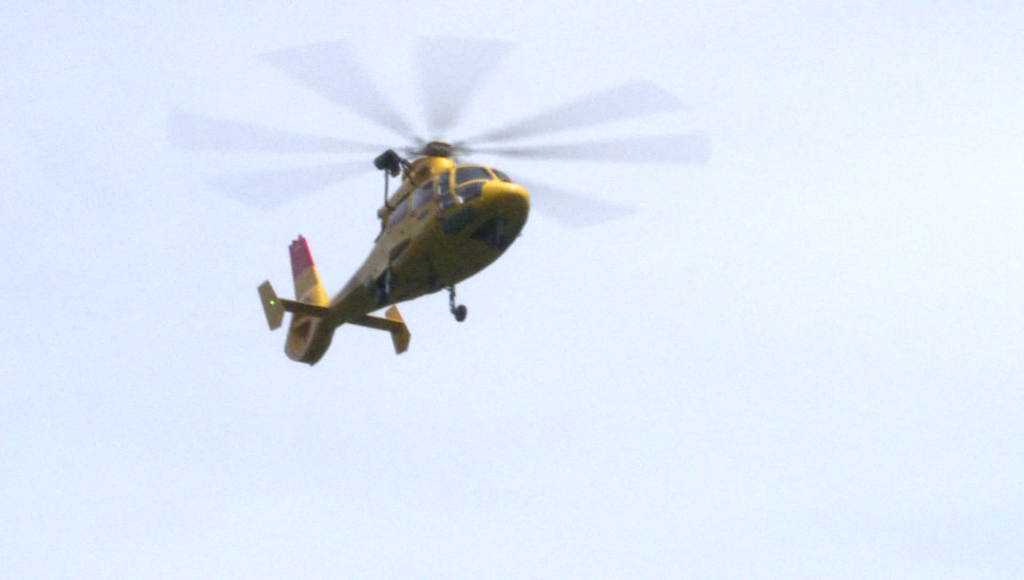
[290,235,329,306]
[276,235,331,366]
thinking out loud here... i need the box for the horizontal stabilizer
[258,280,333,331]
[258,281,285,330]
[349,305,411,354]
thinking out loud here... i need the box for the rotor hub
[422,141,454,158]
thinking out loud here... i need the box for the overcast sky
[3,1,1023,578]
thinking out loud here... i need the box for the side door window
[411,179,434,212]
[387,199,409,229]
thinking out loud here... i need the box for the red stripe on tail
[289,235,315,279]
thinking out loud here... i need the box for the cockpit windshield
[433,166,509,208]
[455,181,484,202]
[455,166,493,185]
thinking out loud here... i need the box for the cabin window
[411,180,434,210]
[455,165,493,185]
[492,168,511,182]
[388,199,409,228]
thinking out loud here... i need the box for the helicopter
[169,37,709,364]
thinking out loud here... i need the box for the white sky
[3,1,1023,578]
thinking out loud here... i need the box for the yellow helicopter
[169,38,709,364]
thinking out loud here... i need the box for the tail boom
[257,235,411,363]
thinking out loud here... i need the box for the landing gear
[447,285,467,322]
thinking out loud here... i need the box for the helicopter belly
[395,182,529,296]
[328,180,529,320]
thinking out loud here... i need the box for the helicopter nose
[468,180,530,251]
[481,180,530,222]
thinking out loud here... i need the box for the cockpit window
[492,168,511,182]
[437,171,452,196]
[436,171,455,211]
[411,180,433,210]
[455,166,493,185]
[455,181,484,202]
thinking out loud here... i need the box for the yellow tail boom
[257,235,411,358]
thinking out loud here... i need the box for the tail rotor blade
[518,179,635,227]
[259,41,418,141]
[206,161,372,209]
[473,133,711,164]
[465,80,684,144]
[417,36,513,135]
[167,110,384,154]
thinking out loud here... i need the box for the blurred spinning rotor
[168,37,709,226]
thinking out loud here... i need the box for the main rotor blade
[518,179,635,227]
[472,133,711,163]
[206,161,372,209]
[417,36,513,136]
[167,110,384,153]
[259,41,417,141]
[464,80,684,144]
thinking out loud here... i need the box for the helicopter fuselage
[281,155,530,363]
